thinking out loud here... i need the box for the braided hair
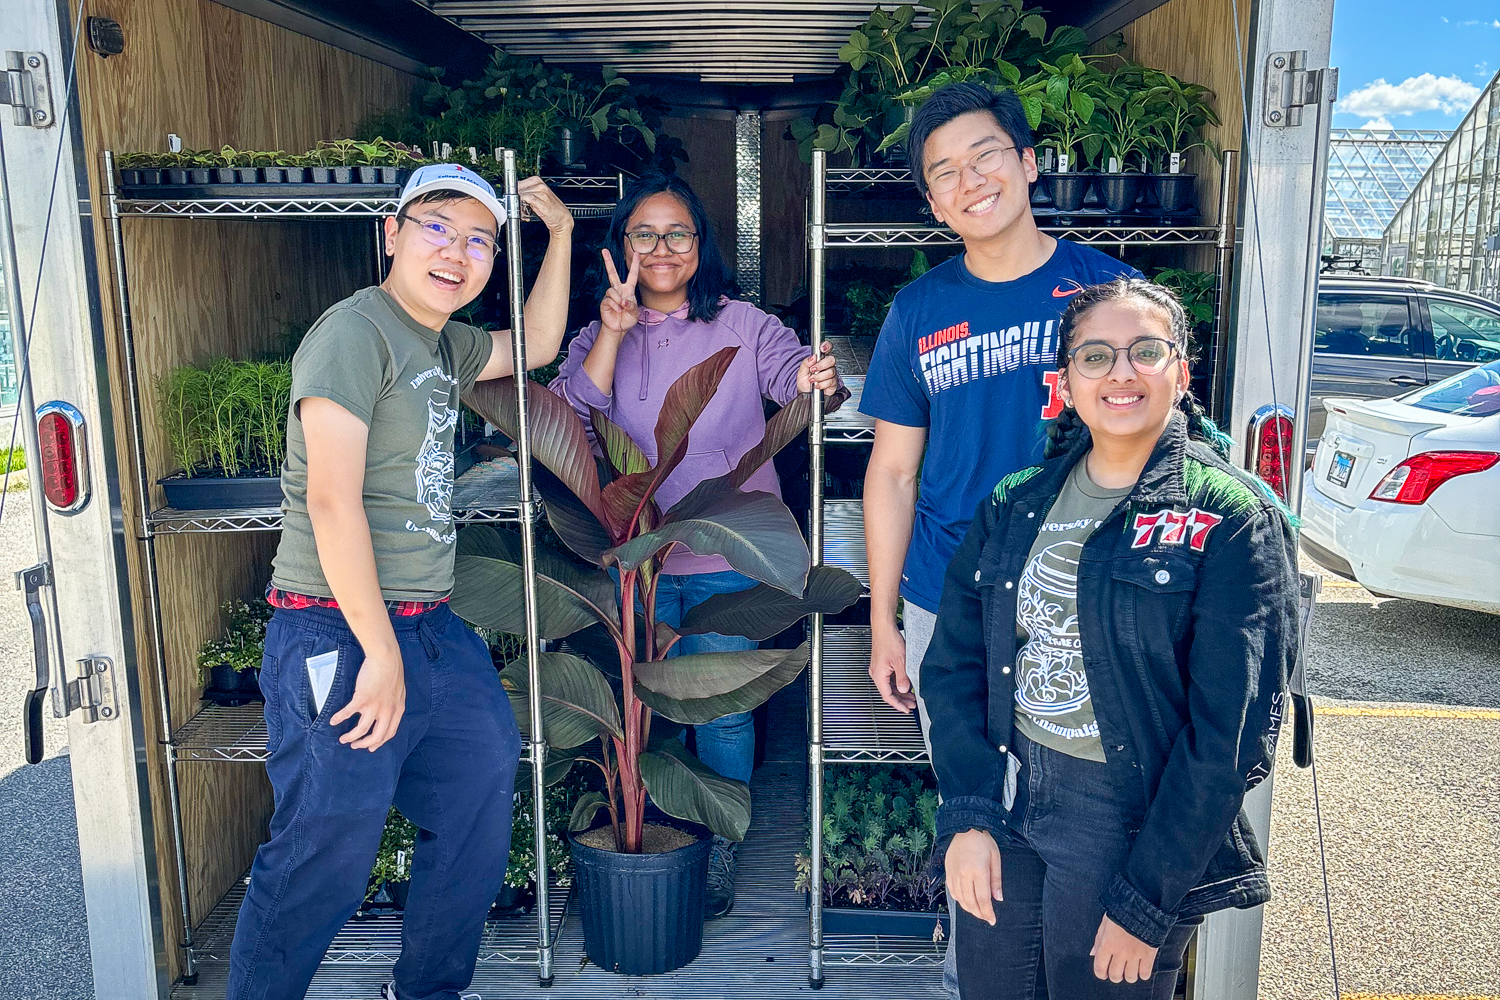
[1042,278,1233,460]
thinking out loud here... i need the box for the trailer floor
[171,682,948,999]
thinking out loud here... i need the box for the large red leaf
[729,392,811,489]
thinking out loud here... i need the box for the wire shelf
[117,196,401,219]
[823,500,868,588]
[819,626,929,765]
[823,931,945,967]
[821,222,1221,248]
[188,867,568,965]
[824,167,913,190]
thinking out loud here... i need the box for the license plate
[1328,451,1355,488]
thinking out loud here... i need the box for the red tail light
[35,402,90,514]
[1247,406,1295,503]
[1369,451,1498,505]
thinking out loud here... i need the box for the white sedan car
[1301,359,1500,614]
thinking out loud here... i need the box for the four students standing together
[230,82,1298,1000]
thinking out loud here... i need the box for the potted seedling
[364,808,418,912]
[117,151,169,187]
[543,67,635,171]
[499,769,591,914]
[795,765,949,939]
[1142,69,1219,216]
[196,598,272,706]
[1089,63,1159,215]
[1024,53,1106,214]
[156,356,291,510]
[451,353,861,975]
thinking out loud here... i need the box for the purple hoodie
[551,298,819,576]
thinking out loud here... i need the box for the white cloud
[1359,116,1396,131]
[1341,74,1482,118]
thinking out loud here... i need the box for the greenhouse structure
[1322,126,1448,272]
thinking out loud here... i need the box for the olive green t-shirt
[1013,456,1131,762]
[271,286,492,602]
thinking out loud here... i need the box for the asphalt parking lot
[0,487,1494,999]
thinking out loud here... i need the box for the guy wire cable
[0,0,90,523]
[1227,0,1342,995]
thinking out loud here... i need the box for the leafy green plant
[452,355,861,854]
[1152,268,1217,331]
[197,598,273,684]
[1,445,26,474]
[366,808,418,901]
[157,357,292,479]
[507,768,595,890]
[840,250,931,338]
[1023,52,1108,170]
[794,765,945,912]
[1141,69,1220,170]
[1087,62,1159,172]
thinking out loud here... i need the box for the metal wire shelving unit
[102,150,618,987]
[803,149,1240,983]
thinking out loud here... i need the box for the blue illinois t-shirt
[859,239,1140,612]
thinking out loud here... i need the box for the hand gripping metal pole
[502,150,554,986]
[807,149,828,989]
[103,150,199,984]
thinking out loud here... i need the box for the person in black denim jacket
[921,279,1299,998]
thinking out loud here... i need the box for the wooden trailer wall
[69,0,415,979]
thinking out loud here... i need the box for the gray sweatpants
[902,603,960,999]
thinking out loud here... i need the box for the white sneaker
[381,986,480,1000]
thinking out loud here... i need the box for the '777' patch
[1131,508,1224,551]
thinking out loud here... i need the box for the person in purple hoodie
[551,171,843,918]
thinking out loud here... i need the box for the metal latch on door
[1,51,54,128]
[1263,51,1339,128]
[16,562,117,765]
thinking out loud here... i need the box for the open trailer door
[1,2,169,995]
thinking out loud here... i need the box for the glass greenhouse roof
[1324,128,1450,240]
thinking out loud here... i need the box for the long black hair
[1043,278,1234,460]
[603,171,731,324]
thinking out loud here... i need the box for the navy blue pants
[228,603,522,1000]
[953,730,1199,1000]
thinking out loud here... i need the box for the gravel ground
[1258,557,1500,997]
[0,486,94,1000]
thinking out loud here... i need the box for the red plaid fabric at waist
[265,585,447,617]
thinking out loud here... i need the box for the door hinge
[60,655,118,724]
[1264,51,1338,128]
[1,51,55,128]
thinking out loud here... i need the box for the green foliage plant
[1087,61,1160,172]
[1022,51,1109,170]
[366,808,418,901]
[196,598,273,685]
[1141,70,1220,171]
[156,357,291,479]
[1152,268,1216,332]
[840,250,931,338]
[794,765,945,912]
[451,353,861,854]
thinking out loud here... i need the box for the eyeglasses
[1067,338,1179,378]
[398,216,500,263]
[926,144,1017,195]
[625,230,698,255]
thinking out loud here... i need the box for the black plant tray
[1033,207,1202,227]
[823,905,950,938]
[158,474,283,510]
[202,685,263,707]
[120,181,401,202]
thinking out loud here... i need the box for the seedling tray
[158,474,284,510]
[120,182,402,202]
[822,905,950,938]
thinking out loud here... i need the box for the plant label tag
[1170,152,1181,174]
[468,146,478,164]
[1043,146,1054,171]
[1058,151,1070,173]
[168,133,183,153]
[306,650,338,715]
[441,143,453,160]
[1108,156,1120,173]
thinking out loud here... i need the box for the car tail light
[35,401,90,515]
[1247,405,1295,502]
[1369,451,1499,504]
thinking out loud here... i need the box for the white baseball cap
[396,163,508,232]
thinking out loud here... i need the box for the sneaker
[706,836,737,920]
[382,985,480,1000]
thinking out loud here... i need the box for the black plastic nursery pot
[204,663,261,706]
[1045,172,1094,213]
[158,473,283,510]
[1152,173,1197,214]
[822,905,950,938]
[1097,173,1146,214]
[569,827,712,975]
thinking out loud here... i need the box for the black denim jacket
[922,414,1299,948]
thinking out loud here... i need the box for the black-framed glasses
[1067,338,1179,378]
[926,144,1017,195]
[625,230,698,254]
[398,215,500,263]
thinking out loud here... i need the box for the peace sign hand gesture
[600,248,641,339]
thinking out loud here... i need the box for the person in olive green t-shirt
[229,165,577,1000]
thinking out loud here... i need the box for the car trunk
[1312,397,1446,506]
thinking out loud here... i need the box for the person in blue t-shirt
[861,84,1141,782]
[859,83,1139,996]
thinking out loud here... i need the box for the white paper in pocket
[306,650,339,716]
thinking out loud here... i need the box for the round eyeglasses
[625,230,698,255]
[1066,338,1179,378]
[399,216,500,263]
[926,144,1017,195]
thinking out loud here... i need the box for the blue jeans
[953,730,1200,1000]
[228,604,522,1000]
[653,570,759,784]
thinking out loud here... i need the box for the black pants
[954,731,1200,1000]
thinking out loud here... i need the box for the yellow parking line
[1316,706,1500,720]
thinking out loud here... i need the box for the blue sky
[1331,0,1498,130]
